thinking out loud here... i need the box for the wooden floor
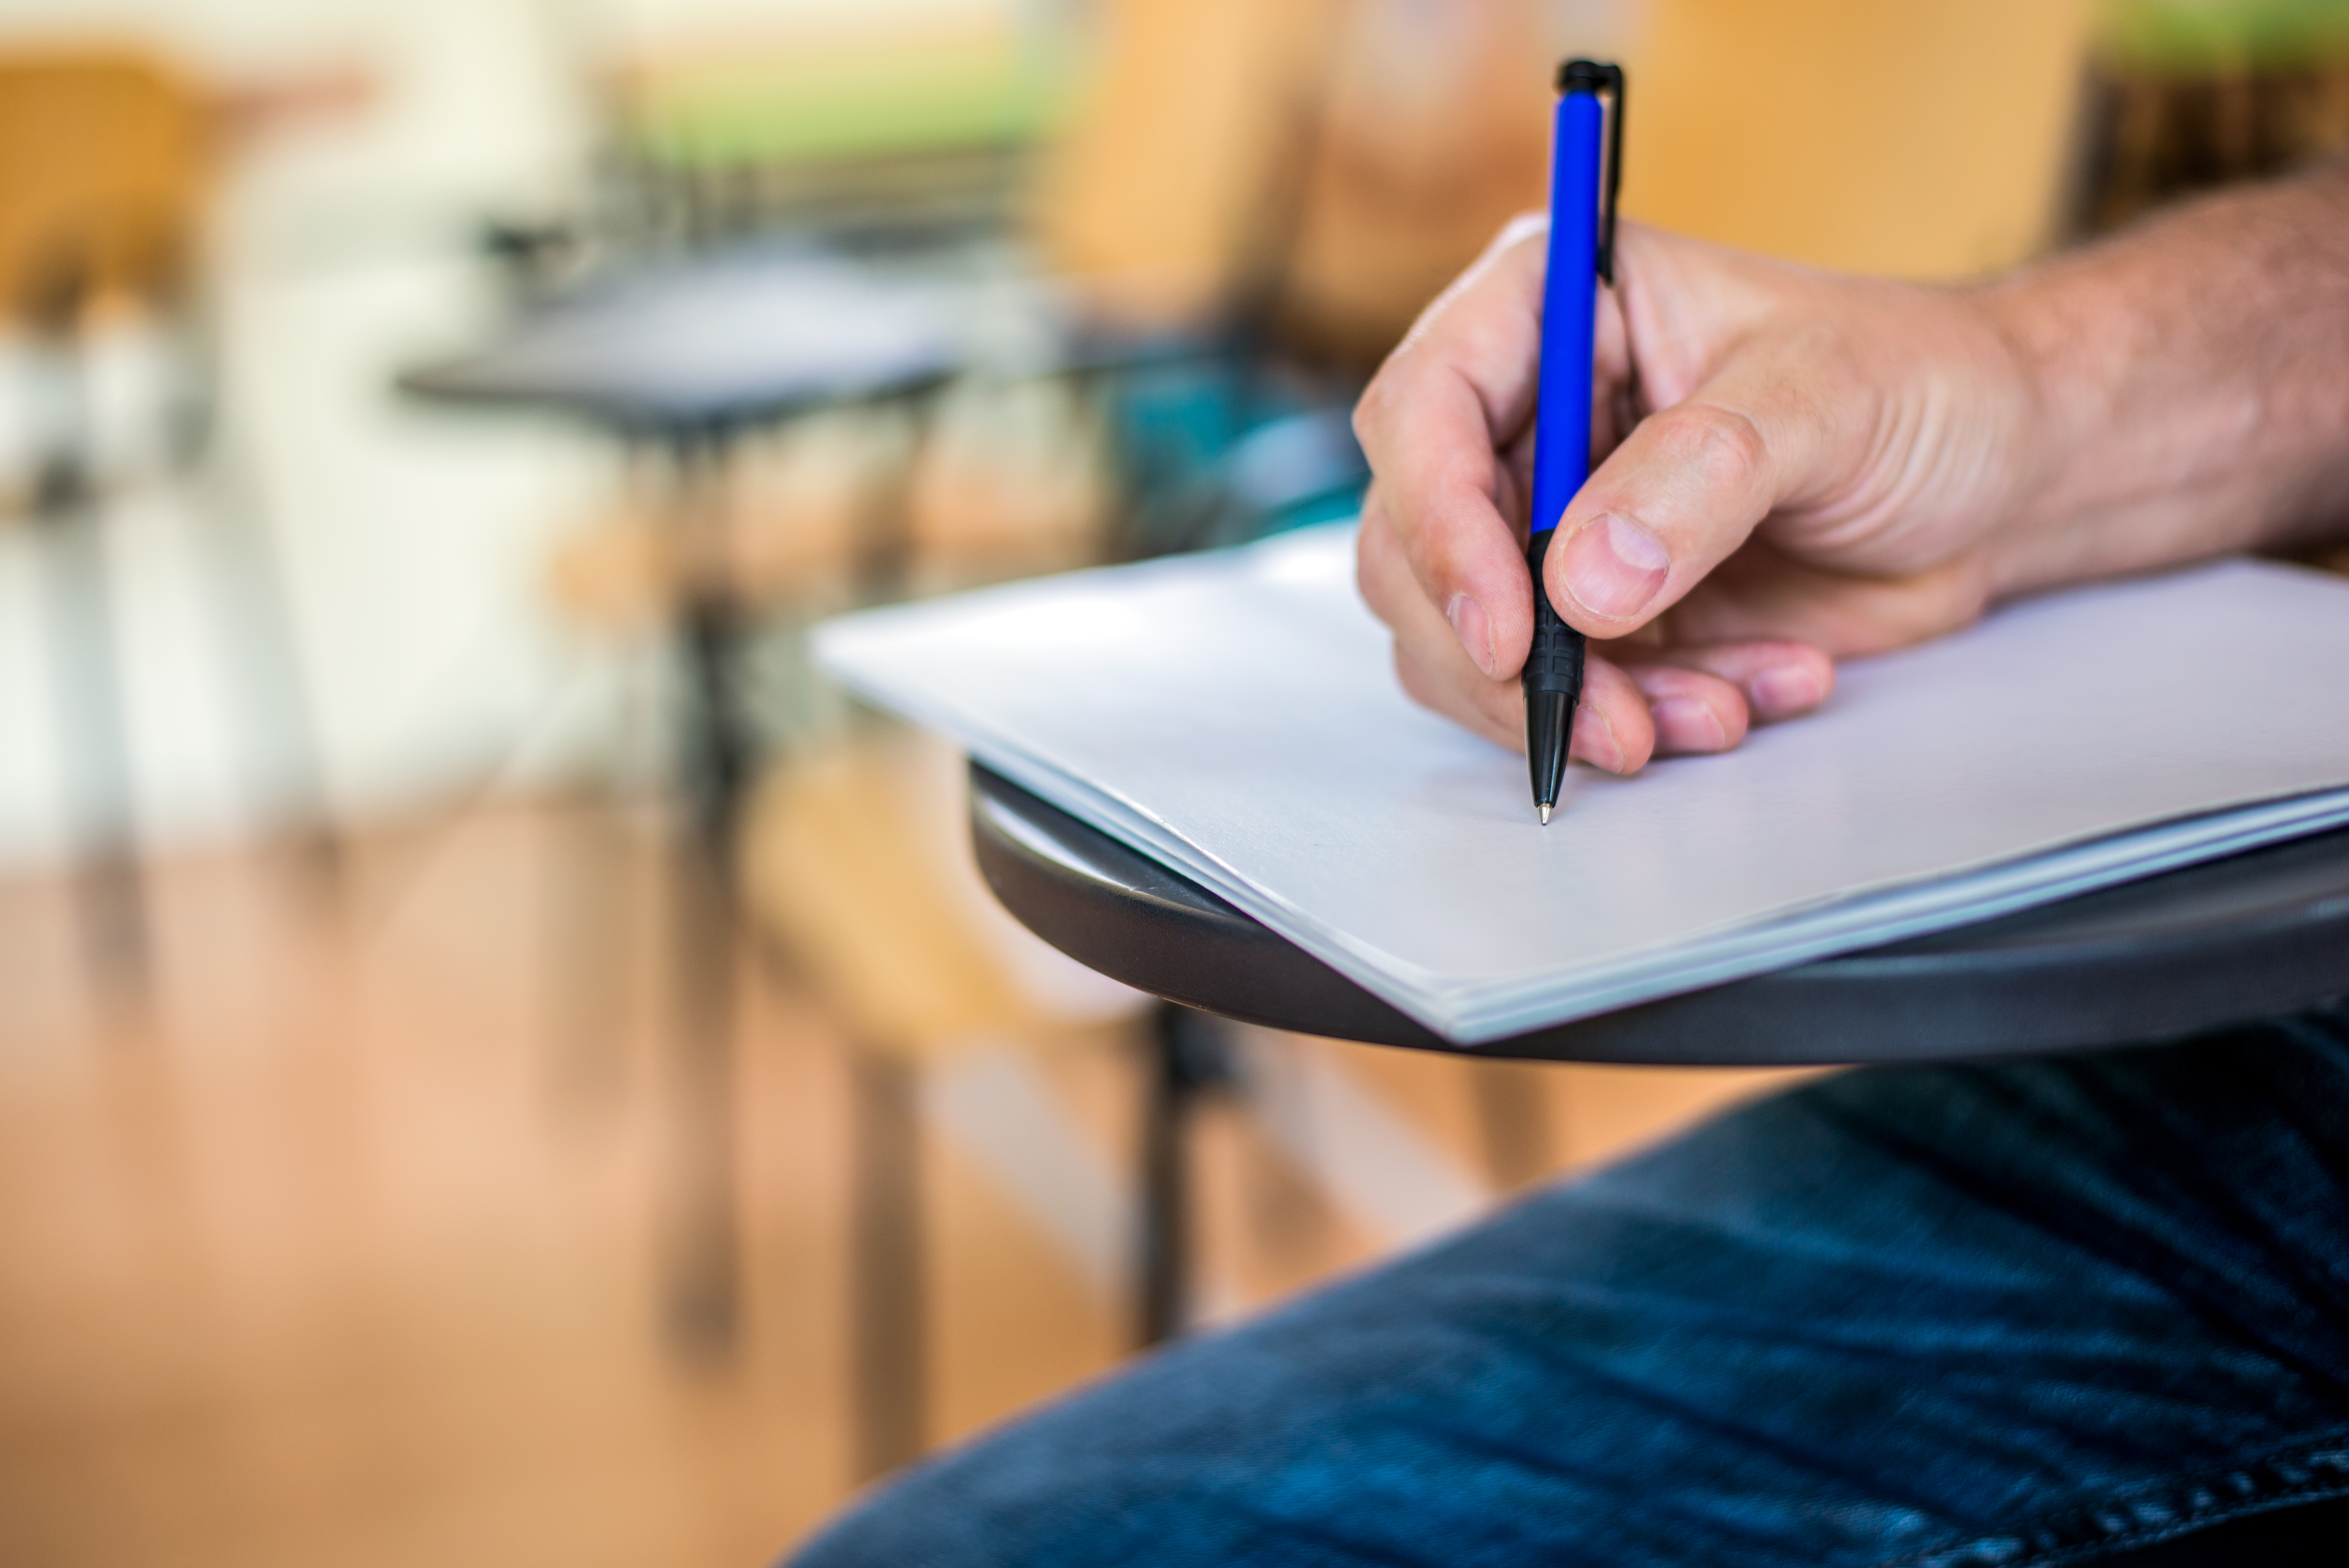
[0,772,1803,1568]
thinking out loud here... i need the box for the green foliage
[2099,0,2349,75]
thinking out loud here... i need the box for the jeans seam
[2015,1484,2349,1567]
[1875,1435,2349,1568]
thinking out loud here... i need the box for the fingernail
[1445,593,1496,678]
[1561,514,1670,621]
[1752,664,1825,718]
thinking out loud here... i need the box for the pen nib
[1538,802,1553,826]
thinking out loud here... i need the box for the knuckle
[1392,643,1442,711]
[1356,532,1403,623]
[1478,678,1523,736]
[1390,489,1453,577]
[1395,643,1501,745]
[1353,360,1436,464]
[1352,373,1395,442]
[1653,402,1770,495]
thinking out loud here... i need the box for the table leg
[31,343,148,999]
[663,842,740,1362]
[1470,1057,1558,1193]
[1137,1003,1237,1347]
[850,390,939,605]
[851,1050,927,1479]
[679,587,753,864]
[658,429,751,1363]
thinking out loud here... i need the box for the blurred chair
[1266,0,1562,371]
[485,0,1378,627]
[741,731,1148,1477]
[0,48,329,991]
[0,50,200,324]
[1,47,339,995]
[1629,0,2098,276]
[1048,0,2105,513]
[1025,0,1377,559]
[1032,0,1341,332]
[407,29,1123,1366]
[0,49,202,986]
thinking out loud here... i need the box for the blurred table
[401,246,968,434]
[402,246,997,853]
[400,241,1226,1450]
[401,239,1223,1464]
[403,245,995,1367]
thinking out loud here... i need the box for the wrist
[1966,270,2102,595]
[1964,164,2349,589]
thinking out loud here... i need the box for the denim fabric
[790,1001,2349,1567]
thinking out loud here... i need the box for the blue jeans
[790,1001,2349,1566]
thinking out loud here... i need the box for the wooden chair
[740,730,1147,1477]
[0,46,335,994]
[0,49,204,988]
[1627,0,2098,277]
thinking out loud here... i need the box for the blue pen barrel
[1530,87,1606,542]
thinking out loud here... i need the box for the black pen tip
[1527,689,1572,822]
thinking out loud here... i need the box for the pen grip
[1522,531,1586,701]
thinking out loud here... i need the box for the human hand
[1351,216,2038,770]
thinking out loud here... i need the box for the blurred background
[2,1,2346,1564]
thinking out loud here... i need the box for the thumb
[1543,347,1843,640]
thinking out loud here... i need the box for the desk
[402,243,1220,1459]
[401,247,969,433]
[403,247,984,1372]
[401,246,991,848]
[971,760,2349,1333]
[399,246,1164,849]
[970,761,2349,1067]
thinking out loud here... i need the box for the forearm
[1982,155,2349,592]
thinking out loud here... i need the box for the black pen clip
[1556,58,1624,285]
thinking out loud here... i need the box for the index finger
[1351,215,1550,680]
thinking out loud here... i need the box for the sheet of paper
[815,524,2349,1043]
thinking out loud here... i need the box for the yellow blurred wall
[1627,0,2098,276]
[1034,0,1342,323]
[1043,0,2099,351]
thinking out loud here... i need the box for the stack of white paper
[814,523,2349,1044]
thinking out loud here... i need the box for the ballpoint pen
[1525,58,1623,824]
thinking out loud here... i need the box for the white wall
[0,0,618,869]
